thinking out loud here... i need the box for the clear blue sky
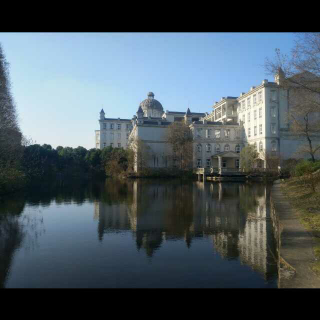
[0,32,296,149]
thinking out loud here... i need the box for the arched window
[259,141,263,152]
[197,144,202,152]
[271,140,277,151]
[206,144,211,152]
[224,144,230,152]
[215,144,220,153]
[235,144,240,153]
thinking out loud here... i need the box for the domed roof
[139,92,163,113]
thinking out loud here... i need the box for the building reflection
[94,180,277,279]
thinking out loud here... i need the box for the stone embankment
[270,180,320,288]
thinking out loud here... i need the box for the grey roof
[139,92,163,112]
[100,108,105,113]
[167,111,185,115]
[167,110,206,116]
[137,106,143,113]
[103,118,132,122]
[143,121,159,125]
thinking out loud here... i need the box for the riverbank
[271,179,320,288]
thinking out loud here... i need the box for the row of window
[197,159,240,169]
[102,143,122,148]
[196,128,240,139]
[241,106,276,123]
[102,123,131,130]
[247,123,277,138]
[248,125,263,137]
[251,141,277,152]
[239,91,263,111]
[102,132,130,140]
[197,144,241,153]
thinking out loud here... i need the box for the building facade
[95,71,320,171]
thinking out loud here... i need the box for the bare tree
[265,33,320,162]
[260,150,281,171]
[240,144,259,172]
[166,121,193,170]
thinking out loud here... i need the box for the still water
[0,179,278,288]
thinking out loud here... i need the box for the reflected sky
[0,179,278,288]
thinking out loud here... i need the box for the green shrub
[295,160,320,177]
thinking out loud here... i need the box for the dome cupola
[139,92,164,117]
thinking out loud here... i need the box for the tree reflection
[0,179,278,285]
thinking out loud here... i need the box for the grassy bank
[280,177,320,275]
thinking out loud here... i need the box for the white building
[95,110,133,149]
[95,71,320,171]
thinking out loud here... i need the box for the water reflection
[0,179,277,287]
[95,180,277,280]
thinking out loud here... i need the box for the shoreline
[270,180,320,288]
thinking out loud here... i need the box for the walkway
[271,181,320,288]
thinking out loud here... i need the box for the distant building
[95,70,320,170]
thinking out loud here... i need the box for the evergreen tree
[0,43,22,166]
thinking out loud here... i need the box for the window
[103,123,106,129]
[224,129,230,139]
[271,90,277,101]
[254,110,257,120]
[253,94,257,106]
[222,159,227,168]
[126,124,130,130]
[215,129,221,139]
[215,144,220,153]
[110,123,114,129]
[259,141,263,152]
[254,126,257,136]
[103,142,106,147]
[197,144,202,152]
[206,129,211,138]
[258,91,262,103]
[242,114,245,124]
[259,124,262,135]
[271,124,276,134]
[242,100,246,110]
[224,144,230,152]
[206,144,211,152]
[110,133,114,140]
[235,145,240,153]
[222,105,226,116]
[248,112,250,122]
[235,159,240,169]
[254,143,257,151]
[117,124,121,130]
[197,128,202,137]
[271,140,277,152]
[259,108,262,118]
[206,159,211,168]
[118,143,121,148]
[126,133,130,139]
[197,159,202,168]
[248,128,251,137]
[271,106,276,118]
[236,130,240,139]
[247,97,251,108]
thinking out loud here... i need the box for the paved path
[272,181,320,288]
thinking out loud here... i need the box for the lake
[0,179,278,288]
